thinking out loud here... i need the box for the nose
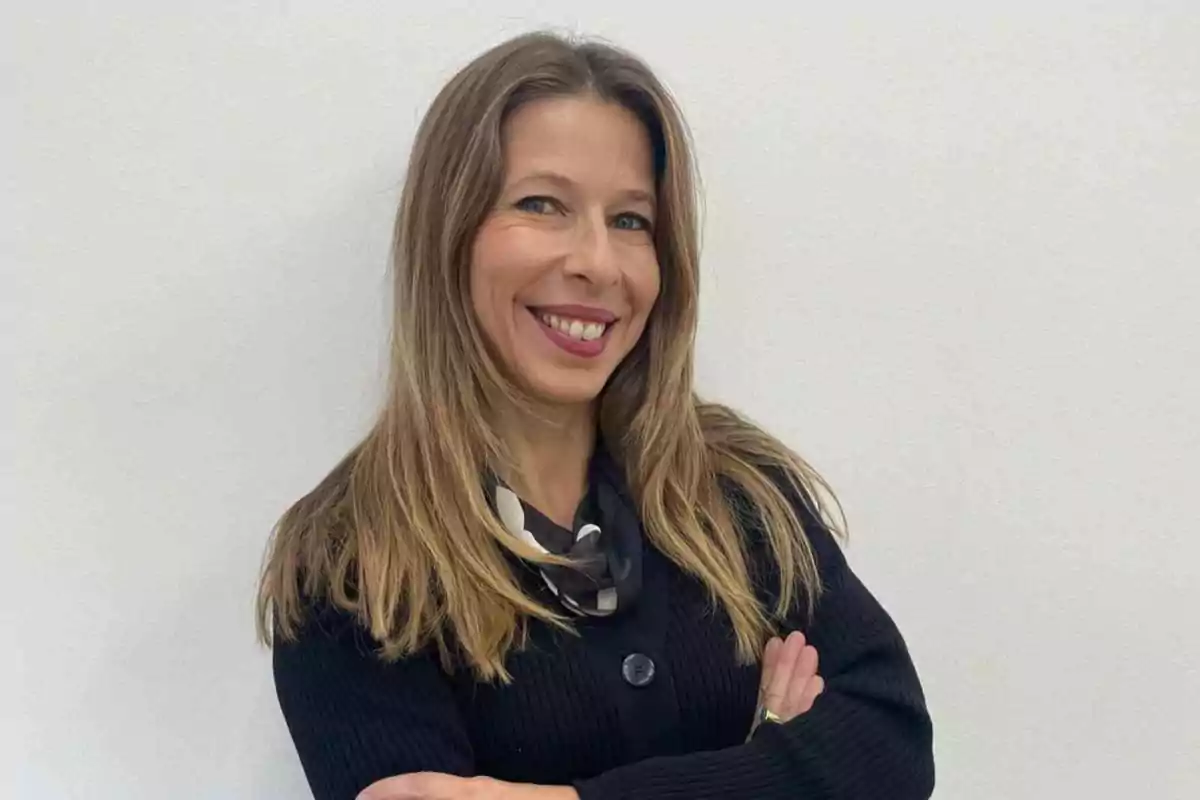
[564,212,621,287]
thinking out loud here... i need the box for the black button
[621,653,655,687]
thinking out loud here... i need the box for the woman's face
[470,94,661,408]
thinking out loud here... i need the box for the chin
[522,370,608,408]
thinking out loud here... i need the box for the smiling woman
[257,31,933,800]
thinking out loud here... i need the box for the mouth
[533,310,612,341]
[527,306,618,356]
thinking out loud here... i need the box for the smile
[538,312,609,341]
[527,306,617,358]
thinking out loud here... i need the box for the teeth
[540,313,608,341]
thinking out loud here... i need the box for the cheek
[630,254,662,318]
[469,226,519,331]
[470,223,553,309]
[467,259,495,346]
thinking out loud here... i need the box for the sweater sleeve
[573,500,935,800]
[271,604,474,800]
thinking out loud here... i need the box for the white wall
[4,4,1198,798]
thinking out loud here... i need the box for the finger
[798,674,826,713]
[357,772,455,800]
[759,636,782,701]
[785,644,820,713]
[764,631,805,714]
[358,773,421,800]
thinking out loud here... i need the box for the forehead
[500,95,655,192]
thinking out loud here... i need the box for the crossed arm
[274,516,933,800]
[356,630,825,800]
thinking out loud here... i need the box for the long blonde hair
[257,31,842,681]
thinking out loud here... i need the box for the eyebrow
[510,170,656,207]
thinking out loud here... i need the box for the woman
[258,31,934,800]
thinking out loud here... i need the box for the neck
[497,400,596,528]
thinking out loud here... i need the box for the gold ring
[760,707,784,725]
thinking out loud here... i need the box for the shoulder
[765,465,848,577]
[723,464,850,599]
[272,597,377,669]
[271,595,459,702]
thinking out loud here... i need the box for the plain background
[3,3,1198,798]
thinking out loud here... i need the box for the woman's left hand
[357,772,579,800]
[758,631,824,724]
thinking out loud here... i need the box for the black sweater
[273,500,934,799]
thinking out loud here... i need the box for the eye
[513,195,563,215]
[612,212,653,232]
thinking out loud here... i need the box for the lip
[528,307,614,358]
[529,304,618,324]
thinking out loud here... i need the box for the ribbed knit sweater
[272,494,934,799]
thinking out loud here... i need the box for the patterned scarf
[490,446,643,616]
